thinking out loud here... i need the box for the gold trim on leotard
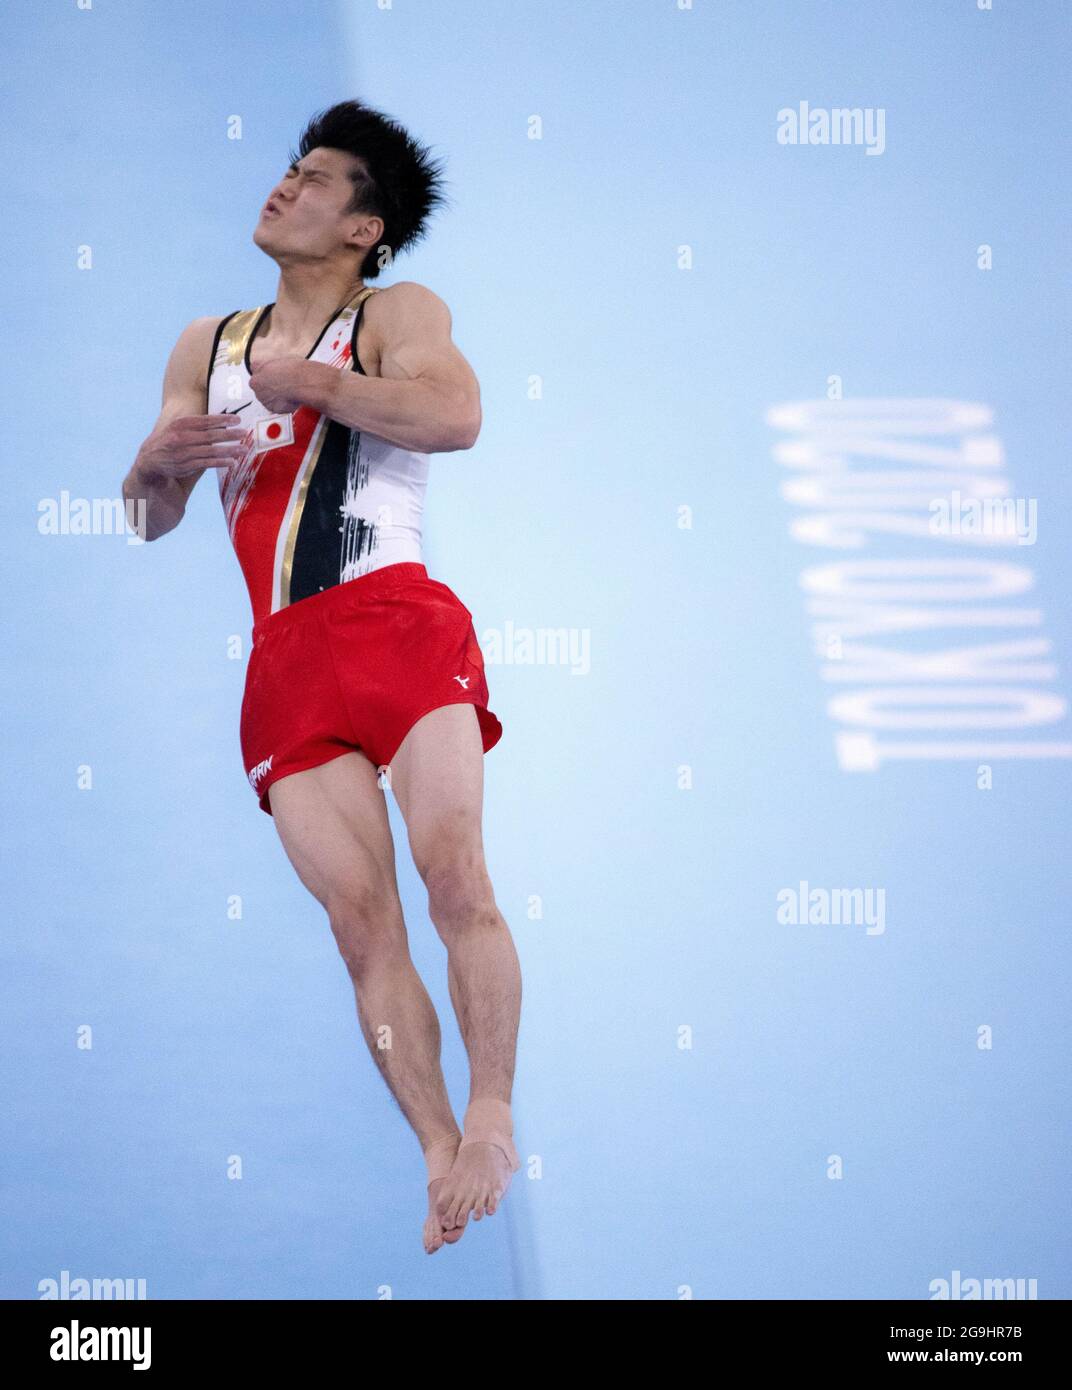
[218,307,266,367]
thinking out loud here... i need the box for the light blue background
[2,0,1069,1300]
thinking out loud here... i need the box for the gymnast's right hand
[134,414,249,483]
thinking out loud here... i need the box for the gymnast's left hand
[248,358,320,414]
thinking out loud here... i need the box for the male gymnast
[121,100,521,1255]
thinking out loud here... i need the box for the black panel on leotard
[288,419,379,605]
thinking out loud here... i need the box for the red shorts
[239,562,503,816]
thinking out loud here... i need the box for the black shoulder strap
[349,286,380,377]
[205,308,247,401]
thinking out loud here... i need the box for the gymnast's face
[253,146,382,265]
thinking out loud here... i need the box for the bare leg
[387,704,522,1240]
[267,749,462,1253]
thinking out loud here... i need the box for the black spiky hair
[289,100,450,278]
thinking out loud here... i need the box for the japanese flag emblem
[255,413,294,451]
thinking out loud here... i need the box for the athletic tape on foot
[458,1097,521,1173]
[423,1131,462,1186]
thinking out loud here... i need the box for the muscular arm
[122,316,245,542]
[254,282,482,454]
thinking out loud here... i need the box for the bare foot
[435,1141,516,1239]
[422,1131,464,1255]
[424,1175,467,1254]
[422,1178,469,1256]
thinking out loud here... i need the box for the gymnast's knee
[326,889,406,979]
[423,858,499,941]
